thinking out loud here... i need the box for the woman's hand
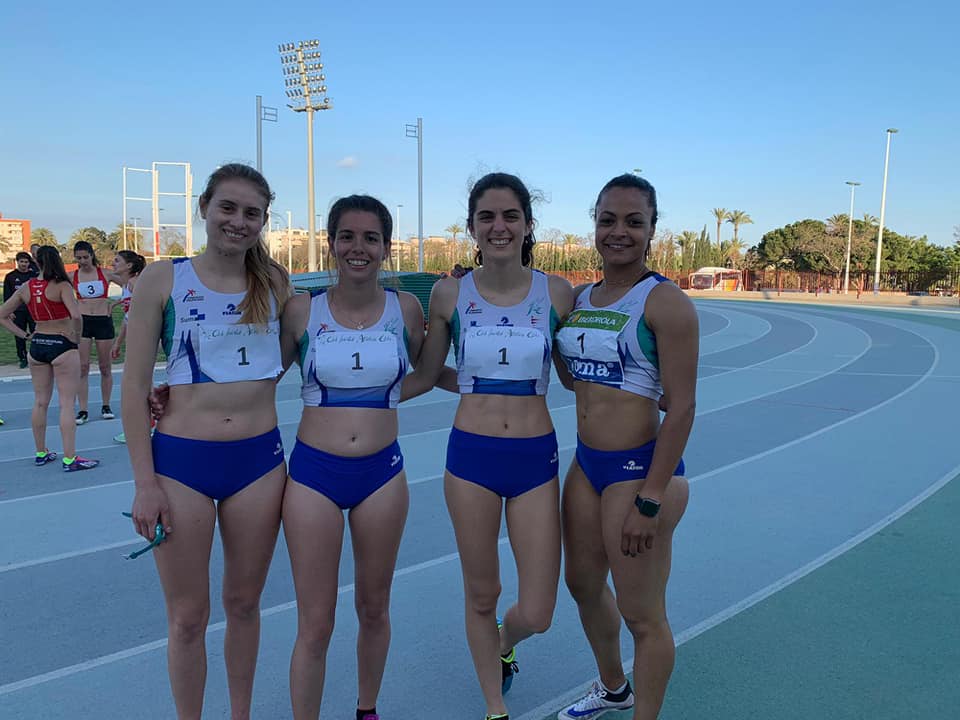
[149,383,170,420]
[111,340,122,360]
[621,503,659,556]
[131,484,172,541]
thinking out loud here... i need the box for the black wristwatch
[634,495,661,518]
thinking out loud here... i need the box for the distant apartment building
[0,213,31,263]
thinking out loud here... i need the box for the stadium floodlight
[278,38,333,273]
[405,118,424,271]
[873,128,898,295]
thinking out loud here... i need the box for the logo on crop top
[316,323,331,334]
[383,318,400,334]
[622,459,645,472]
[182,289,205,303]
[496,316,514,327]
[179,307,206,323]
[222,303,241,316]
[465,301,482,315]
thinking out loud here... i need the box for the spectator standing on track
[109,250,147,444]
[553,174,698,720]
[279,195,425,720]
[122,163,292,720]
[0,246,99,471]
[72,240,120,424]
[403,172,575,720]
[3,251,39,368]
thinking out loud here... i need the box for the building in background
[0,213,31,264]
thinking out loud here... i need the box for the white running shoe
[557,680,634,719]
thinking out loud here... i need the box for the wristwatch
[634,495,661,518]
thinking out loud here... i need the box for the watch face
[635,495,660,517]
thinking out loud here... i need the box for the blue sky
[2,0,958,251]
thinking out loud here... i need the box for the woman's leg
[51,350,81,458]
[27,361,53,454]
[283,478,346,720]
[444,471,508,717]
[348,472,409,711]
[153,475,218,720]
[602,477,689,720]
[94,337,114,410]
[217,463,286,720]
[76,336,92,415]
[499,477,560,651]
[561,460,627,691]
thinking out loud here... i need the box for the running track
[1,300,958,719]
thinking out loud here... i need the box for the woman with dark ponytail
[122,163,292,719]
[402,172,575,720]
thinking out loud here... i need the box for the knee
[222,589,260,623]
[464,581,502,618]
[98,357,112,373]
[355,590,390,628]
[79,363,90,377]
[34,398,50,412]
[564,567,605,606]
[619,606,666,643]
[297,610,336,658]
[168,605,210,645]
[514,603,553,635]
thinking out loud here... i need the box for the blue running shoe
[557,680,634,719]
[497,616,518,694]
[35,451,58,466]
[63,456,100,472]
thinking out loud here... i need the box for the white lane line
[0,539,141,573]
[516,459,960,720]
[0,538,509,696]
[0,480,132,506]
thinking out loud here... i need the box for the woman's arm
[398,291,426,367]
[58,282,83,342]
[400,277,458,401]
[279,292,311,373]
[121,261,174,539]
[0,286,28,336]
[548,277,581,391]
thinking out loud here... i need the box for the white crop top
[451,269,557,396]
[300,288,409,409]
[555,271,669,401]
[161,258,282,386]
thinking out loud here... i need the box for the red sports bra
[73,267,109,299]
[28,279,72,321]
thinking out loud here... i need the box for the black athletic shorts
[81,314,115,340]
[29,334,78,364]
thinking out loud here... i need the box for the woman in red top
[73,240,119,424]
[0,246,99,470]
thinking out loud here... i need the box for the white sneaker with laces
[557,680,634,719]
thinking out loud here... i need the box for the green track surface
[543,473,960,720]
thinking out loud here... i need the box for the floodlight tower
[278,40,331,273]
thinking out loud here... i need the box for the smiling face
[330,210,388,280]
[469,187,531,264]
[594,186,656,268]
[199,177,269,256]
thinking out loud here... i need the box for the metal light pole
[843,181,861,295]
[316,214,324,272]
[279,40,331,273]
[255,95,278,173]
[874,128,898,295]
[286,210,293,274]
[130,217,141,253]
[396,204,402,271]
[405,118,423,272]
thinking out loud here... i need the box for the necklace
[601,268,649,287]
[330,288,378,330]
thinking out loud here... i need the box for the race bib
[314,331,400,389]
[556,309,630,385]
[462,326,545,382]
[78,280,105,298]
[196,323,282,383]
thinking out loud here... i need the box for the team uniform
[26,279,78,364]
[152,257,284,500]
[446,269,560,497]
[556,271,685,495]
[73,267,116,340]
[290,288,410,509]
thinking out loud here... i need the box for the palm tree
[712,208,729,250]
[862,213,879,228]
[721,238,746,268]
[726,210,753,244]
[827,214,849,235]
[445,223,464,267]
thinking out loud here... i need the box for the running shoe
[358,714,379,720]
[63,456,100,472]
[557,680,634,720]
[75,411,89,425]
[35,451,58,466]
[486,714,509,720]
[101,405,115,420]
[19,358,28,369]
[0,416,4,425]
[113,431,126,443]
[497,617,518,695]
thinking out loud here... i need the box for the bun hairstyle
[467,172,537,267]
[197,163,291,324]
[116,250,146,276]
